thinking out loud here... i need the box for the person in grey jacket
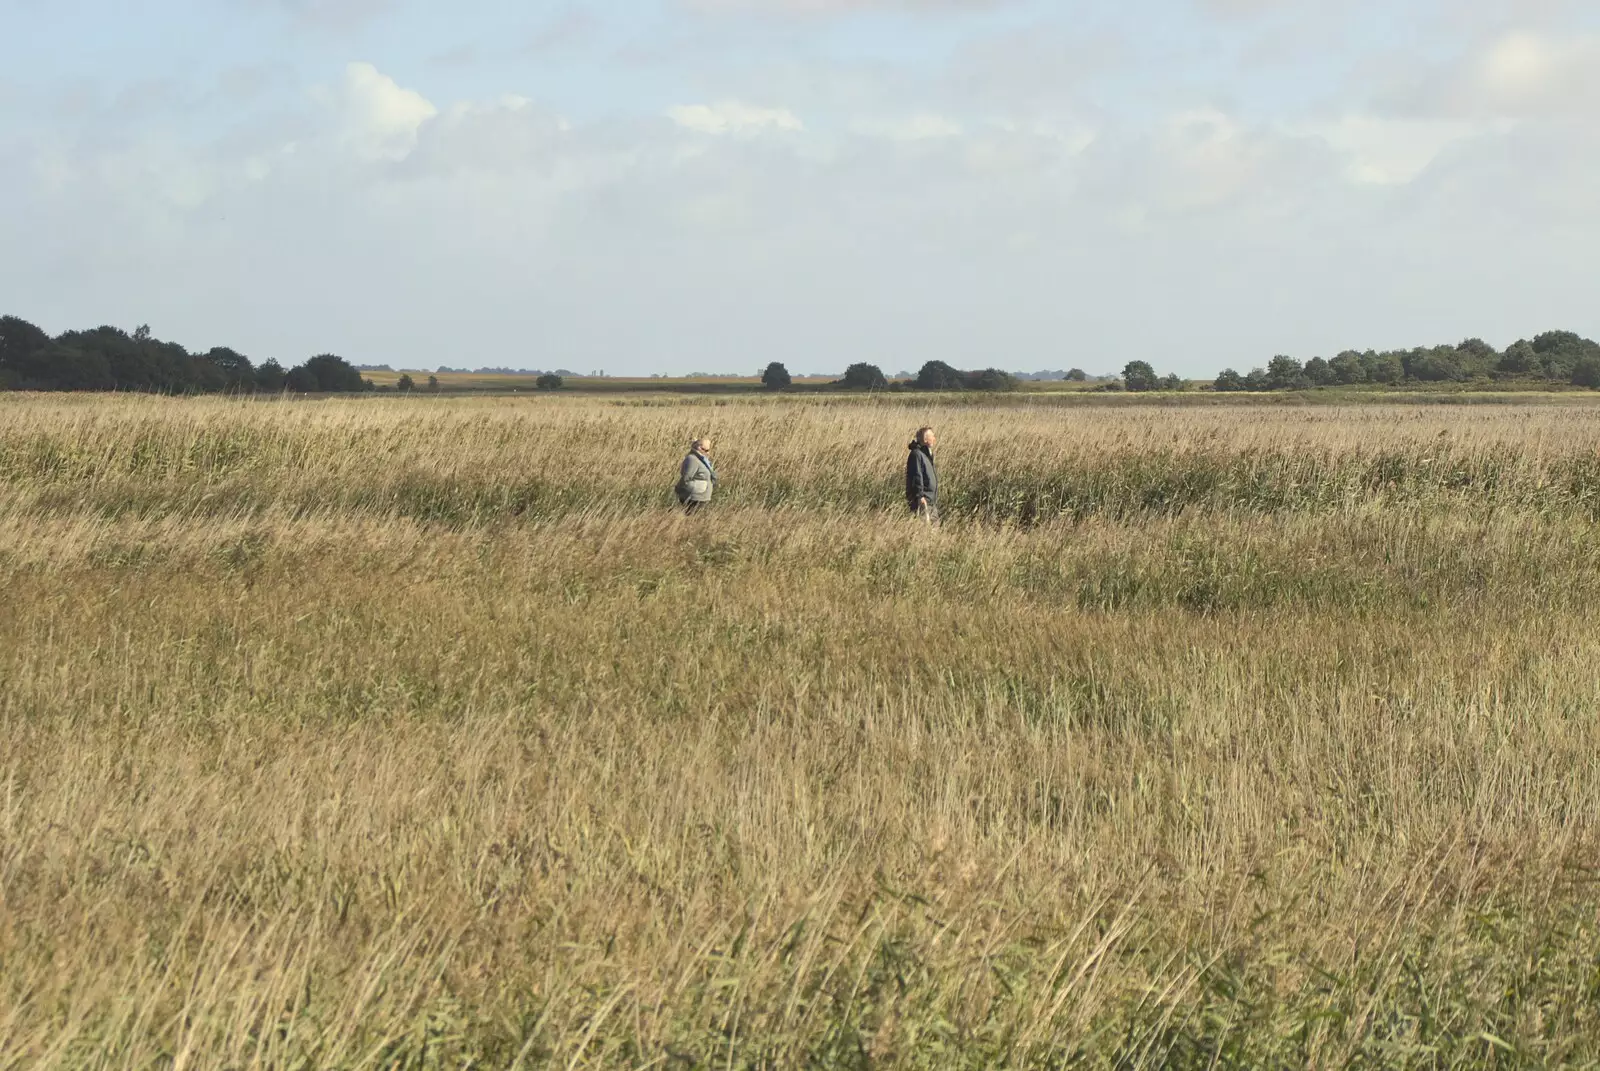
[676,437,717,513]
[906,426,938,523]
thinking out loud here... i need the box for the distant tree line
[1211,332,1600,392]
[759,361,1021,392]
[0,315,370,394]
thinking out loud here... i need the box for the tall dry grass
[6,393,1600,1066]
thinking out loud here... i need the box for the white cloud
[1303,116,1485,184]
[326,62,438,160]
[681,0,1013,13]
[849,113,963,140]
[667,101,804,134]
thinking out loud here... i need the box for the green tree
[1497,341,1540,378]
[536,373,563,391]
[0,316,50,387]
[427,375,439,392]
[1368,352,1405,384]
[255,359,287,392]
[1265,355,1306,390]
[1304,356,1335,386]
[397,374,415,392]
[1329,351,1367,384]
[1121,361,1159,392]
[838,363,887,390]
[285,366,319,392]
[761,362,792,390]
[1064,368,1087,382]
[300,354,365,392]
[1402,345,1472,382]
[964,368,1020,392]
[202,347,255,391]
[1572,356,1600,388]
[915,360,964,390]
[1212,368,1247,392]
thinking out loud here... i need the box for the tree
[761,361,792,390]
[1369,352,1405,384]
[1159,373,1185,391]
[427,375,439,392]
[1456,337,1499,369]
[30,342,114,390]
[397,373,415,392]
[964,368,1020,391]
[202,347,254,391]
[1212,368,1247,392]
[1531,331,1600,379]
[0,316,50,387]
[1497,341,1540,377]
[838,363,887,390]
[536,373,563,391]
[1403,345,1472,383]
[1572,356,1600,389]
[1265,355,1307,390]
[255,359,287,392]
[1121,361,1159,392]
[1064,368,1087,382]
[1329,351,1367,384]
[284,365,319,392]
[299,353,365,392]
[1304,356,1335,386]
[915,360,964,390]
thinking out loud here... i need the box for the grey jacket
[677,451,716,503]
[906,442,937,505]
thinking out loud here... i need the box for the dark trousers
[683,500,706,515]
[910,499,940,525]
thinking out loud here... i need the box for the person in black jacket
[905,426,939,523]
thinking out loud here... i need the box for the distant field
[359,368,1590,401]
[10,393,1600,1065]
[361,370,845,392]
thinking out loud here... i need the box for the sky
[3,0,1598,376]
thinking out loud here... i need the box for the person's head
[915,426,936,449]
[693,437,713,454]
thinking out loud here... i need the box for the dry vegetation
[7,393,1600,1067]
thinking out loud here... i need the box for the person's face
[700,440,713,454]
[923,431,936,449]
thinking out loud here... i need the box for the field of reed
[7,393,1600,1067]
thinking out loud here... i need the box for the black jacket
[905,442,937,505]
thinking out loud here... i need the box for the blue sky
[4,0,1599,375]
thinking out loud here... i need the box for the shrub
[761,362,791,390]
[838,363,887,390]
[536,373,564,391]
[1122,361,1159,392]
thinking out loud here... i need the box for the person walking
[676,437,717,513]
[906,426,939,524]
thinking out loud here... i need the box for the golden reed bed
[6,393,1600,1066]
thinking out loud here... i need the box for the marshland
[7,392,1600,1067]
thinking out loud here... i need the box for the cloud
[257,0,395,28]
[1373,29,1600,121]
[1302,117,1484,184]
[849,113,963,140]
[7,23,1600,379]
[667,101,804,134]
[682,0,1012,12]
[324,62,438,160]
